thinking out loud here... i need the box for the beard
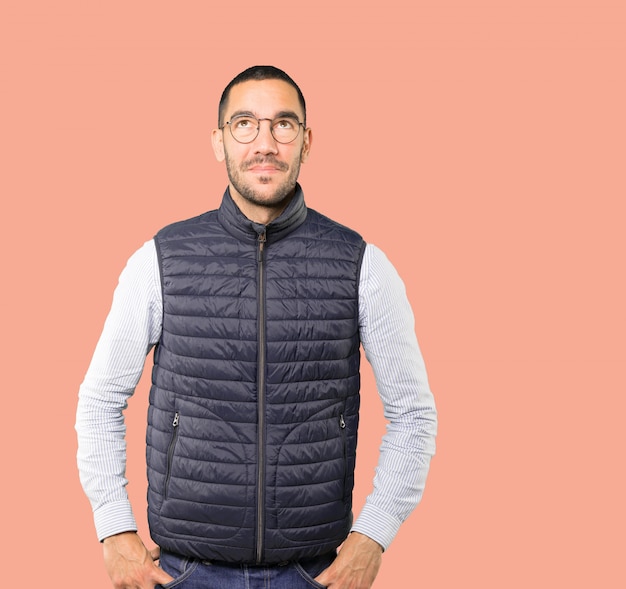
[224,150,303,209]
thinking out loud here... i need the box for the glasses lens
[230,116,258,143]
[271,117,301,143]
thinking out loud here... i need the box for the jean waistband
[161,549,336,568]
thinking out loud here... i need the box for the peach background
[1,1,624,587]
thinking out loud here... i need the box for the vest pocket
[164,411,180,500]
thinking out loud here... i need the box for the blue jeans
[158,550,335,589]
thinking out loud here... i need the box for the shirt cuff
[93,500,138,542]
[351,502,402,551]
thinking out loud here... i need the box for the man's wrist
[352,502,402,551]
[102,530,137,544]
[348,531,384,552]
[93,500,137,542]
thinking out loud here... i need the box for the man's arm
[75,240,165,585]
[352,243,438,546]
[316,244,437,588]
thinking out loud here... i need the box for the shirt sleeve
[351,244,438,550]
[75,239,162,541]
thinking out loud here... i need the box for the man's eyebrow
[228,110,256,120]
[228,109,302,121]
[274,110,301,121]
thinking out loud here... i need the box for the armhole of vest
[153,234,166,330]
[355,240,367,306]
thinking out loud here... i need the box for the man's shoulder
[155,209,219,241]
[305,207,365,244]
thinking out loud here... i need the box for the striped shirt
[75,239,437,551]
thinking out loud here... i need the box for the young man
[76,65,437,589]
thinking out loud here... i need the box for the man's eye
[275,118,295,129]
[234,118,254,128]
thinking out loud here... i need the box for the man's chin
[234,184,295,209]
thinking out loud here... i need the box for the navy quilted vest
[147,186,365,564]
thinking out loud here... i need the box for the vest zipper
[256,231,267,564]
[164,411,180,499]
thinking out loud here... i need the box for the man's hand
[314,532,383,589]
[103,531,175,589]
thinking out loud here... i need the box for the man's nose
[253,119,279,153]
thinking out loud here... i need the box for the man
[76,65,437,589]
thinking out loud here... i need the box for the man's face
[212,79,311,214]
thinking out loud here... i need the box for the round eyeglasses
[221,115,305,144]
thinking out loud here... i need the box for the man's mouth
[244,158,288,173]
[249,165,279,172]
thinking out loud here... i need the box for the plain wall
[1,1,624,587]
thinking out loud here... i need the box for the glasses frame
[221,115,305,144]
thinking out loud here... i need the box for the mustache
[243,156,289,172]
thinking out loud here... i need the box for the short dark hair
[218,65,307,127]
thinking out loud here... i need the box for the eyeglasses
[221,115,305,144]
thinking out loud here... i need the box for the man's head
[212,66,312,224]
[218,65,307,128]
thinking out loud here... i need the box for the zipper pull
[339,414,346,429]
[172,412,180,427]
[258,231,266,261]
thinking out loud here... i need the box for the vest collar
[217,183,308,244]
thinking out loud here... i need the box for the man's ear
[301,127,312,163]
[211,128,225,162]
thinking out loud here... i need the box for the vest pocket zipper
[339,412,347,492]
[164,411,180,500]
